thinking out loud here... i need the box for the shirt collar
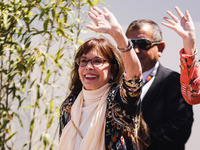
[142,61,159,82]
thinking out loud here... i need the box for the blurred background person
[126,18,193,150]
[162,6,200,105]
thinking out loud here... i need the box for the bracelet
[117,39,133,52]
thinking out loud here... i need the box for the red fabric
[179,49,200,105]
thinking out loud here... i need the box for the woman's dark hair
[68,37,125,97]
[138,113,150,150]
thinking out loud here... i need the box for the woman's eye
[80,59,87,63]
[93,58,102,64]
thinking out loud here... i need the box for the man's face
[127,24,162,73]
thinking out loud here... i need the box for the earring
[110,75,113,81]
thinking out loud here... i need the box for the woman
[59,7,149,150]
[162,6,200,105]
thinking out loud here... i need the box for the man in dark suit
[126,19,194,150]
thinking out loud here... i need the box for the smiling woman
[58,6,149,150]
[75,38,119,91]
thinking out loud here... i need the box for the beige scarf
[59,84,111,150]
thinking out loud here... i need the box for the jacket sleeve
[119,75,143,116]
[179,49,200,105]
[106,75,143,149]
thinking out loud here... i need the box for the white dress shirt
[141,61,159,101]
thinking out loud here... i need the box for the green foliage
[0,0,105,149]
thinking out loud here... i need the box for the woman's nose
[85,61,94,69]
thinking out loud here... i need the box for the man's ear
[157,41,165,57]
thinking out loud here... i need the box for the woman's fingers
[185,10,193,22]
[92,6,104,15]
[166,11,179,23]
[161,20,174,30]
[174,6,185,19]
[102,7,109,13]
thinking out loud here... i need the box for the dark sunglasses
[130,38,162,51]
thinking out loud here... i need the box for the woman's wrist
[183,36,196,55]
[117,39,133,52]
[111,30,129,50]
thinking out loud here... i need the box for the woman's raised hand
[86,6,121,37]
[161,6,196,54]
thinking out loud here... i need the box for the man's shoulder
[155,64,181,85]
[157,64,180,78]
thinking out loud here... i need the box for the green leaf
[3,13,8,29]
[5,132,17,142]
[43,132,50,148]
[44,68,51,84]
[56,107,60,118]
[47,116,54,129]
[13,113,23,127]
[77,39,84,45]
[45,105,48,117]
[49,99,53,114]
[39,9,46,19]
[29,118,35,135]
[0,119,9,131]
[43,19,49,31]
[23,105,32,109]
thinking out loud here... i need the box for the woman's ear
[157,41,165,57]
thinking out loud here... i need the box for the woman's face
[78,49,112,90]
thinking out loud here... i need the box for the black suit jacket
[142,63,193,150]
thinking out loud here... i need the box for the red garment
[180,49,200,105]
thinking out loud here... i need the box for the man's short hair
[126,19,163,42]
